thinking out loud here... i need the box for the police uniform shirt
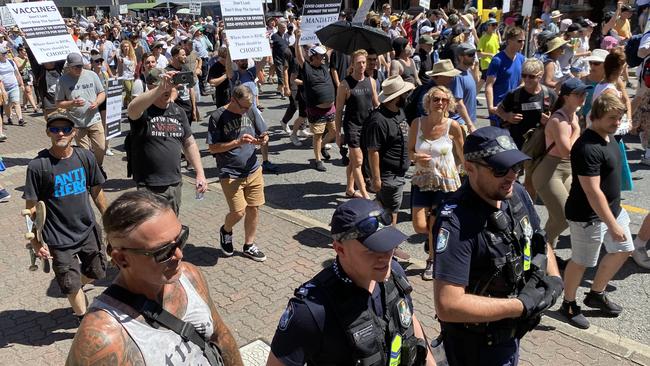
[432,182,542,287]
[270,258,414,365]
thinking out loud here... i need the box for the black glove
[517,272,545,317]
[525,275,565,319]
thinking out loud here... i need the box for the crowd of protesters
[0,0,650,357]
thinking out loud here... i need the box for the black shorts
[343,123,362,148]
[376,175,406,213]
[50,226,106,295]
[296,92,307,118]
[480,68,489,81]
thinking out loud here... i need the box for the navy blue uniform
[432,181,542,366]
[270,258,414,365]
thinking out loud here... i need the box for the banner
[221,0,271,60]
[7,1,80,63]
[105,78,123,140]
[301,0,341,45]
[190,1,201,15]
[0,7,15,27]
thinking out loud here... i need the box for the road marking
[622,204,649,215]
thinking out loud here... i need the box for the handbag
[618,139,634,192]
[103,285,225,366]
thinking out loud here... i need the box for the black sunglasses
[48,126,74,134]
[473,161,524,177]
[332,210,392,242]
[115,225,189,263]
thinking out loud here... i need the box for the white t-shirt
[0,59,18,90]
[156,54,169,69]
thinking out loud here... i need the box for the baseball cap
[420,25,434,33]
[330,199,407,252]
[464,127,531,170]
[66,52,84,67]
[46,110,75,127]
[418,35,434,46]
[560,77,593,96]
[0,45,8,54]
[145,68,165,86]
[583,48,608,63]
[91,54,104,63]
[308,45,326,56]
[455,43,476,57]
[485,18,497,26]
[601,36,618,50]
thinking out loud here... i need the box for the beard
[396,94,408,108]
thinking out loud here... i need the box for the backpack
[624,31,649,68]
[516,86,554,172]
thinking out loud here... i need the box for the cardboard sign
[105,78,123,140]
[0,7,16,27]
[7,1,80,63]
[522,0,533,17]
[221,0,271,60]
[300,0,341,45]
[190,1,201,15]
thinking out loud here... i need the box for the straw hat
[544,37,568,54]
[583,49,608,63]
[550,10,562,19]
[461,14,474,29]
[379,75,415,103]
[426,59,462,78]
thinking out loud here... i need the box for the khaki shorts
[220,167,265,212]
[310,120,335,135]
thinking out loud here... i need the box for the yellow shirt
[478,33,500,71]
[614,19,631,39]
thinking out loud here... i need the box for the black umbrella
[315,21,392,55]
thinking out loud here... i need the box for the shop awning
[127,2,159,10]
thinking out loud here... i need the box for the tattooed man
[66,190,243,366]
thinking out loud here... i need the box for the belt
[441,320,518,346]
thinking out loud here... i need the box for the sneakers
[321,147,331,161]
[422,259,434,281]
[290,133,302,146]
[18,119,25,126]
[323,143,332,150]
[243,244,267,262]
[297,128,313,137]
[583,291,623,316]
[281,122,291,134]
[262,160,279,174]
[0,133,6,142]
[560,300,590,329]
[632,248,650,269]
[105,148,115,156]
[0,188,10,202]
[311,160,327,172]
[5,117,12,125]
[219,226,234,256]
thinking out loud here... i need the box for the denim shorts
[410,184,452,211]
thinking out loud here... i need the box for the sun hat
[426,59,462,77]
[378,75,415,103]
[544,37,568,54]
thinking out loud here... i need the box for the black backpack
[625,31,649,67]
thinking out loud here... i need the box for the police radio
[488,211,524,287]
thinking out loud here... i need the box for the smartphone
[172,71,193,85]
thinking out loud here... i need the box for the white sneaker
[281,122,291,134]
[297,128,313,138]
[641,157,650,166]
[632,248,650,269]
[324,143,332,150]
[290,134,302,146]
[105,148,115,156]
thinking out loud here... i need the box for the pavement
[0,82,649,365]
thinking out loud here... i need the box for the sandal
[345,190,363,199]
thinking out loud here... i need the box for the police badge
[396,299,412,328]
[278,302,294,331]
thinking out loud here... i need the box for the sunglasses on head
[332,210,392,242]
[48,126,74,135]
[115,225,189,263]
[473,161,524,177]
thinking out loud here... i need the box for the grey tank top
[91,273,214,365]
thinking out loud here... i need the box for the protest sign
[105,78,123,140]
[119,5,128,14]
[221,0,271,60]
[503,0,511,14]
[522,0,533,17]
[300,0,341,45]
[0,7,16,27]
[419,0,430,10]
[190,1,201,15]
[7,1,80,63]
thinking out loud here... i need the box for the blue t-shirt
[486,51,525,107]
[450,69,477,122]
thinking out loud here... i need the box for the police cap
[464,127,531,170]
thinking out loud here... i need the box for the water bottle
[430,336,449,366]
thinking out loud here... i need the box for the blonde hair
[351,49,368,60]
[522,58,543,75]
[590,92,626,121]
[423,86,456,115]
[120,40,136,62]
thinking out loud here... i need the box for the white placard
[7,1,80,63]
[300,0,341,45]
[190,1,201,15]
[0,7,16,27]
[105,78,123,140]
[419,0,430,10]
[522,0,533,17]
[352,0,373,23]
[502,0,511,14]
[221,0,271,60]
[119,4,128,14]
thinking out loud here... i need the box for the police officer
[432,127,564,366]
[267,199,435,366]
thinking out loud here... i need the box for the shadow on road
[265,181,346,212]
[0,308,76,348]
[293,227,332,249]
[183,243,221,267]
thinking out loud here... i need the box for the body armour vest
[296,264,423,366]
[90,274,215,365]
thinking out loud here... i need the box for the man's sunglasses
[48,126,74,135]
[473,161,524,177]
[332,210,392,242]
[522,73,540,79]
[115,225,189,263]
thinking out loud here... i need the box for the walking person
[408,86,465,280]
[0,45,25,126]
[560,92,634,329]
[14,45,39,113]
[532,78,591,248]
[117,40,137,107]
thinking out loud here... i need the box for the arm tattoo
[66,311,146,366]
[183,264,244,366]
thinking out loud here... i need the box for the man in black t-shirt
[271,22,290,95]
[560,93,634,330]
[208,47,230,108]
[166,45,197,124]
[126,68,207,215]
[23,112,107,323]
[362,75,414,224]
